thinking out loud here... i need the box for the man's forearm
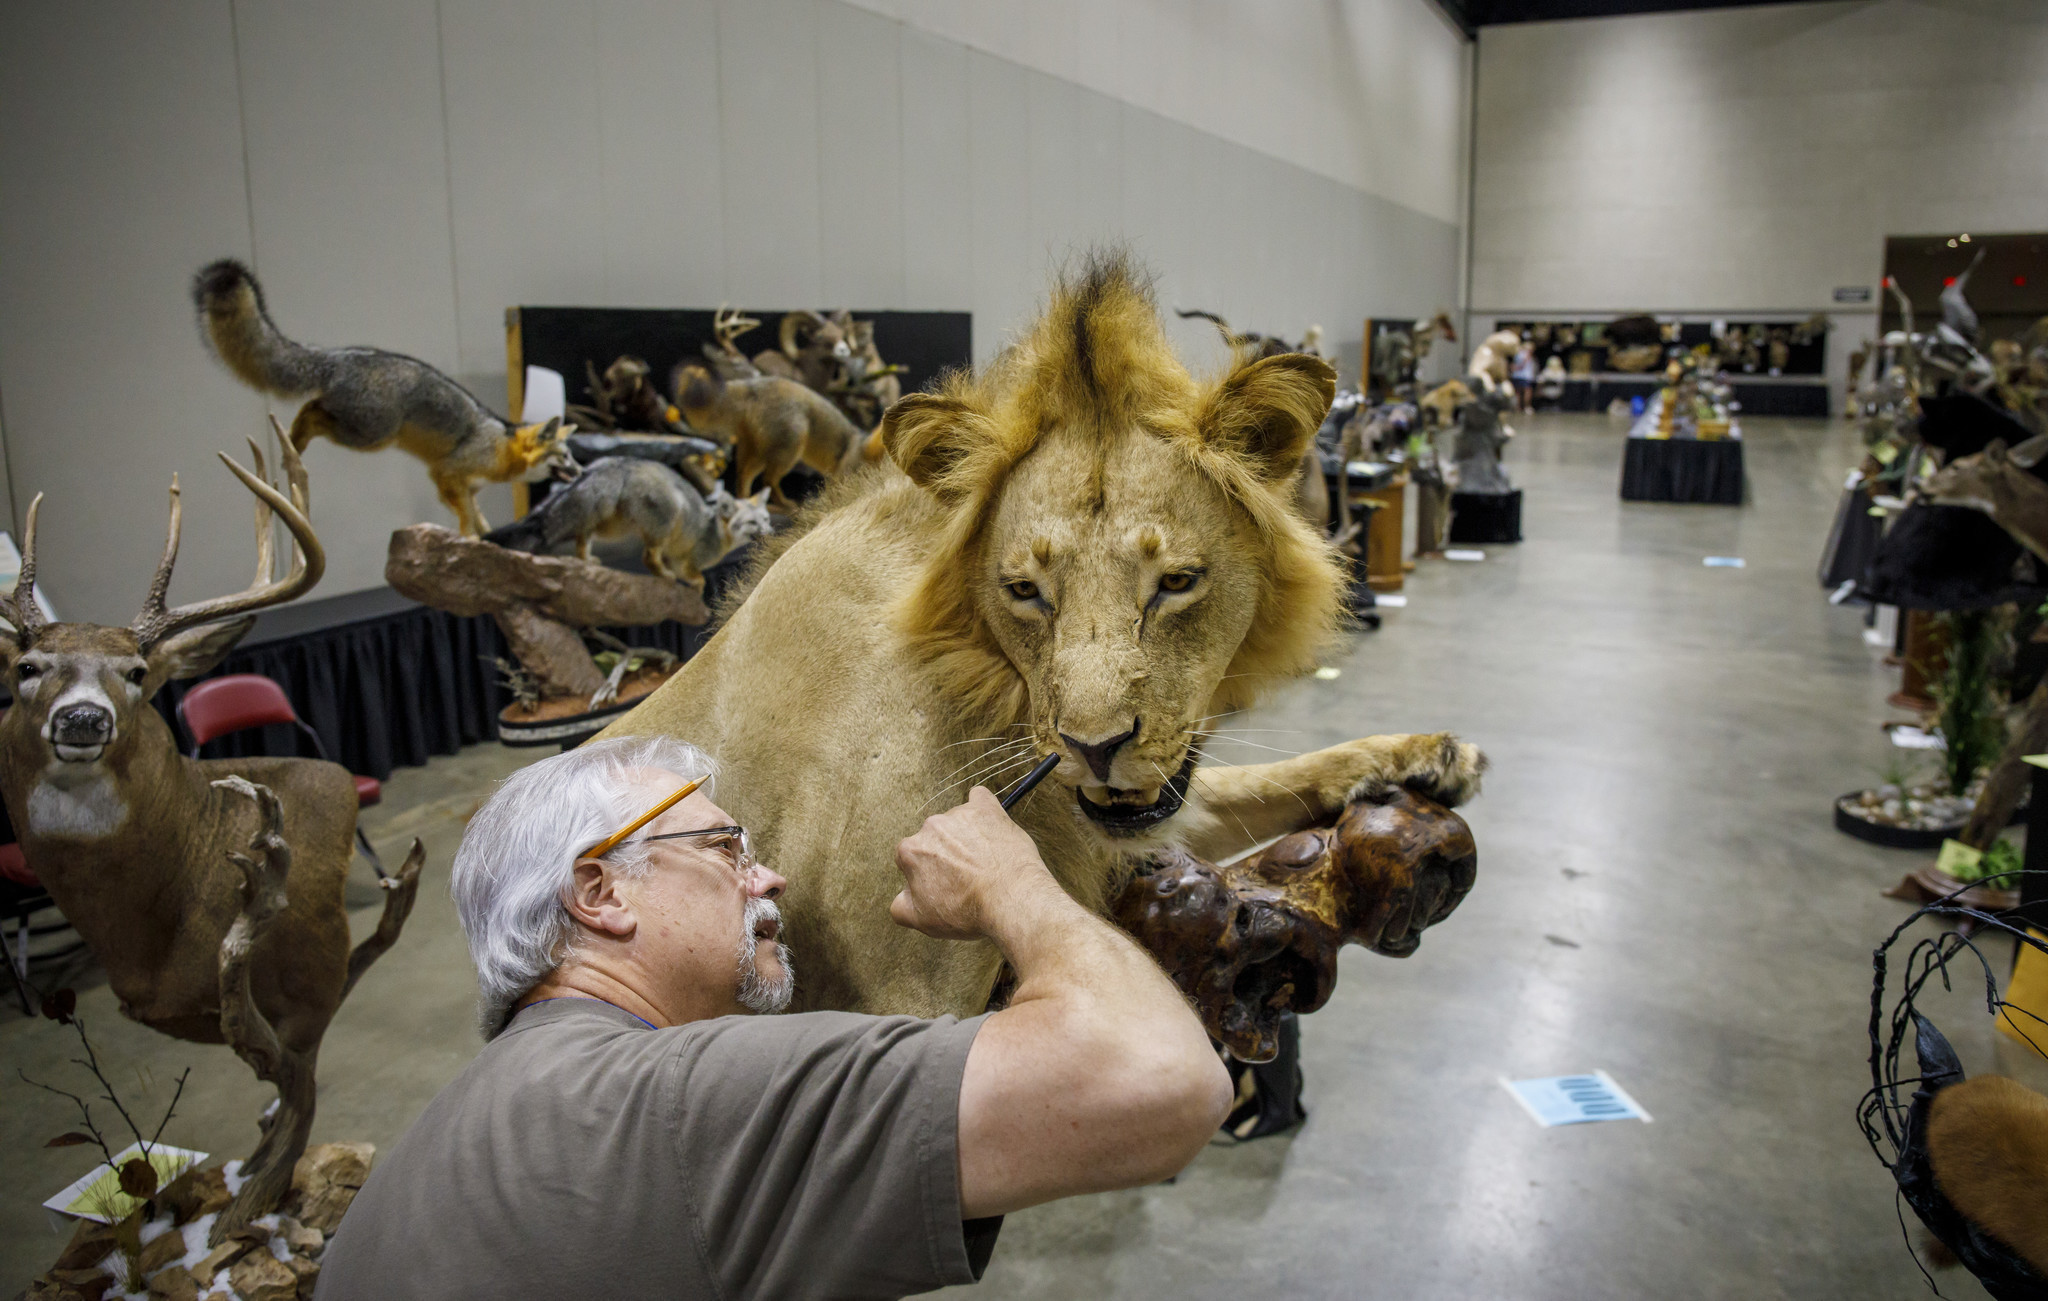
[956,874,1228,1216]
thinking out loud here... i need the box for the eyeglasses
[614,825,756,875]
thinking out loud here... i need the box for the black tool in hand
[999,753,1062,811]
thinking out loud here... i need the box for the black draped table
[1619,437,1745,505]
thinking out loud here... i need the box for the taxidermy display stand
[1448,388,1523,544]
[385,525,709,746]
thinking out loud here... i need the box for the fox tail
[192,259,329,398]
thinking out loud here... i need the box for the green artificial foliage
[1928,608,2012,798]
[1952,835,2025,885]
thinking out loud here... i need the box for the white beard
[736,896,795,1013]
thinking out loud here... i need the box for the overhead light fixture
[1948,239,1959,247]
[1959,233,1972,243]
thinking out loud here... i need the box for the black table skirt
[1619,437,1745,505]
[146,562,742,781]
[1550,377,1827,417]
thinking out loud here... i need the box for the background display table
[1620,437,1745,505]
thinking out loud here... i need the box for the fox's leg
[575,533,594,562]
[642,547,681,582]
[287,403,342,453]
[433,474,487,538]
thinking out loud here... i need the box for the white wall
[0,0,1468,624]
[1469,0,2048,380]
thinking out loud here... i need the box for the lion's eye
[1158,571,1199,593]
[1005,580,1040,602]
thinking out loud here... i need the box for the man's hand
[890,787,1054,941]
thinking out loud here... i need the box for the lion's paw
[1343,732,1486,810]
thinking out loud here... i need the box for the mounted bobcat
[673,365,867,513]
[193,259,576,537]
[604,253,1482,1020]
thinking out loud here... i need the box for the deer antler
[0,492,46,642]
[713,304,760,352]
[131,434,324,649]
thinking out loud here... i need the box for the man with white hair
[317,735,1230,1300]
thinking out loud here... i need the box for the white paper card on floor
[1444,549,1486,562]
[1703,556,1745,568]
[1886,723,1946,751]
[1501,1072,1652,1127]
[43,1143,208,1223]
[1375,594,1408,608]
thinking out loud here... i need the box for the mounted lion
[603,254,1482,1018]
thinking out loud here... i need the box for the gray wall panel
[438,0,607,379]
[817,2,906,309]
[232,0,461,597]
[967,51,1032,362]
[717,0,824,305]
[0,1,260,622]
[592,0,727,307]
[897,27,971,315]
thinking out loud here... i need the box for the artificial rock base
[29,1143,371,1301]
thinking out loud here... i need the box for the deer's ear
[2009,433,2048,469]
[145,616,255,686]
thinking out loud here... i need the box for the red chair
[178,674,387,877]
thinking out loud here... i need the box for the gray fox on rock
[483,457,774,589]
[673,365,866,513]
[193,259,576,536]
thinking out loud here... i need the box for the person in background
[1511,340,1538,414]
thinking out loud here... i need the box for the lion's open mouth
[1076,751,1198,836]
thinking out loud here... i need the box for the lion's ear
[881,393,989,499]
[1199,352,1336,482]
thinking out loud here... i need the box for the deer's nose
[51,703,113,745]
[1058,720,1139,784]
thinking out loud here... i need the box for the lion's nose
[51,703,113,745]
[1059,719,1138,783]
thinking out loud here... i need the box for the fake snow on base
[88,1161,252,1300]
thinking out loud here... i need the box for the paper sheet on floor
[1501,1072,1652,1126]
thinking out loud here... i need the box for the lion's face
[881,253,1345,842]
[976,425,1263,836]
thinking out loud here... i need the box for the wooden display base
[498,666,678,748]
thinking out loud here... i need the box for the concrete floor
[4,412,2040,1297]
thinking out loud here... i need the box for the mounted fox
[485,457,774,588]
[192,260,576,536]
[0,435,423,1243]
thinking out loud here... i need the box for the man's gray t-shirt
[316,999,997,1300]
